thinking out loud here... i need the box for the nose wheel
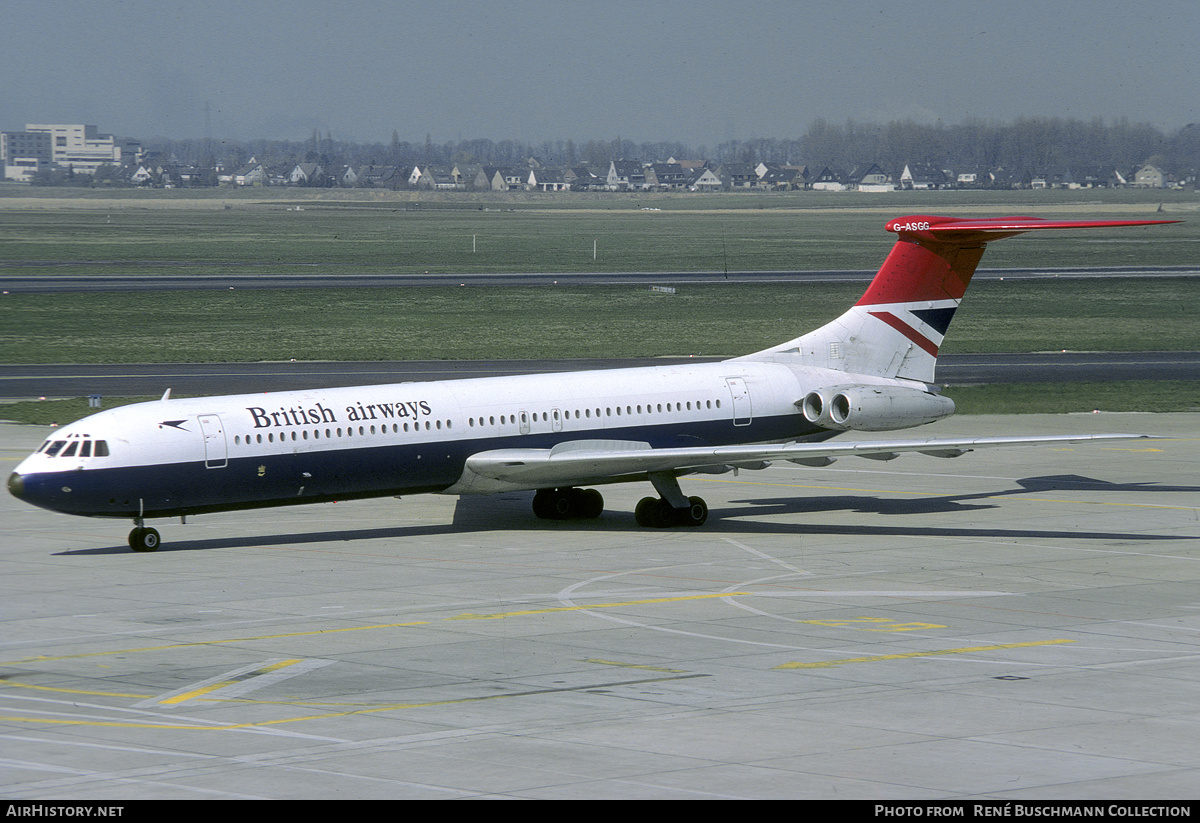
[129,522,161,552]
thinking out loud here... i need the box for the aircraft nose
[7,471,24,499]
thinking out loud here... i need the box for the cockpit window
[38,439,109,458]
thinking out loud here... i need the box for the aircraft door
[197,414,228,468]
[551,409,563,432]
[726,378,753,426]
[518,410,530,435]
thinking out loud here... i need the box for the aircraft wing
[452,433,1157,492]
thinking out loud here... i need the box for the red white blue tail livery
[8,215,1176,551]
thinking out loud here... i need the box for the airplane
[7,214,1177,552]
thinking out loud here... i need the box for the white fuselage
[11,359,901,520]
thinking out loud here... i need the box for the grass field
[2,187,1196,419]
[2,187,1196,275]
[3,278,1199,363]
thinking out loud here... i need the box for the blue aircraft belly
[19,413,821,519]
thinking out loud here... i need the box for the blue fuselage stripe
[21,414,822,519]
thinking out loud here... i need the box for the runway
[4,351,1199,399]
[2,413,1197,799]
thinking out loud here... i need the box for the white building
[22,124,123,174]
[1,130,53,181]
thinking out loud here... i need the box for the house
[990,168,1032,189]
[476,166,526,191]
[899,163,948,190]
[849,163,892,191]
[451,163,482,188]
[756,163,809,190]
[717,163,759,189]
[955,168,993,188]
[607,160,646,190]
[232,161,266,186]
[527,167,569,191]
[288,163,324,185]
[563,165,603,191]
[644,163,688,190]
[687,167,722,191]
[1133,164,1165,188]
[130,164,155,185]
[811,167,850,191]
[357,165,398,188]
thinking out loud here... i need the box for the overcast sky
[3,0,1196,146]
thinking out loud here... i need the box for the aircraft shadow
[56,474,1192,554]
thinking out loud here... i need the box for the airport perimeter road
[1,351,1198,399]
[1,413,1197,799]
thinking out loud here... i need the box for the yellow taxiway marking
[583,659,689,673]
[0,620,428,667]
[157,659,303,706]
[0,673,705,731]
[447,591,748,620]
[774,638,1074,670]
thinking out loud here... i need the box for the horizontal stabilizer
[885,215,1180,245]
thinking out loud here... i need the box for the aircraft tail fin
[748,215,1178,383]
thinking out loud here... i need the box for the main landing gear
[532,487,605,520]
[532,473,711,529]
[634,495,708,528]
[128,519,161,552]
[635,470,709,528]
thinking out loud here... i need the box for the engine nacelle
[800,385,955,432]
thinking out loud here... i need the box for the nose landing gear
[129,518,160,552]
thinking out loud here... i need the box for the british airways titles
[246,398,434,430]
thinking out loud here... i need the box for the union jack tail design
[751,215,1177,383]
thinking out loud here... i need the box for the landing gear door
[726,378,752,426]
[197,414,228,468]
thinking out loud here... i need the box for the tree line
[128,116,1200,181]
